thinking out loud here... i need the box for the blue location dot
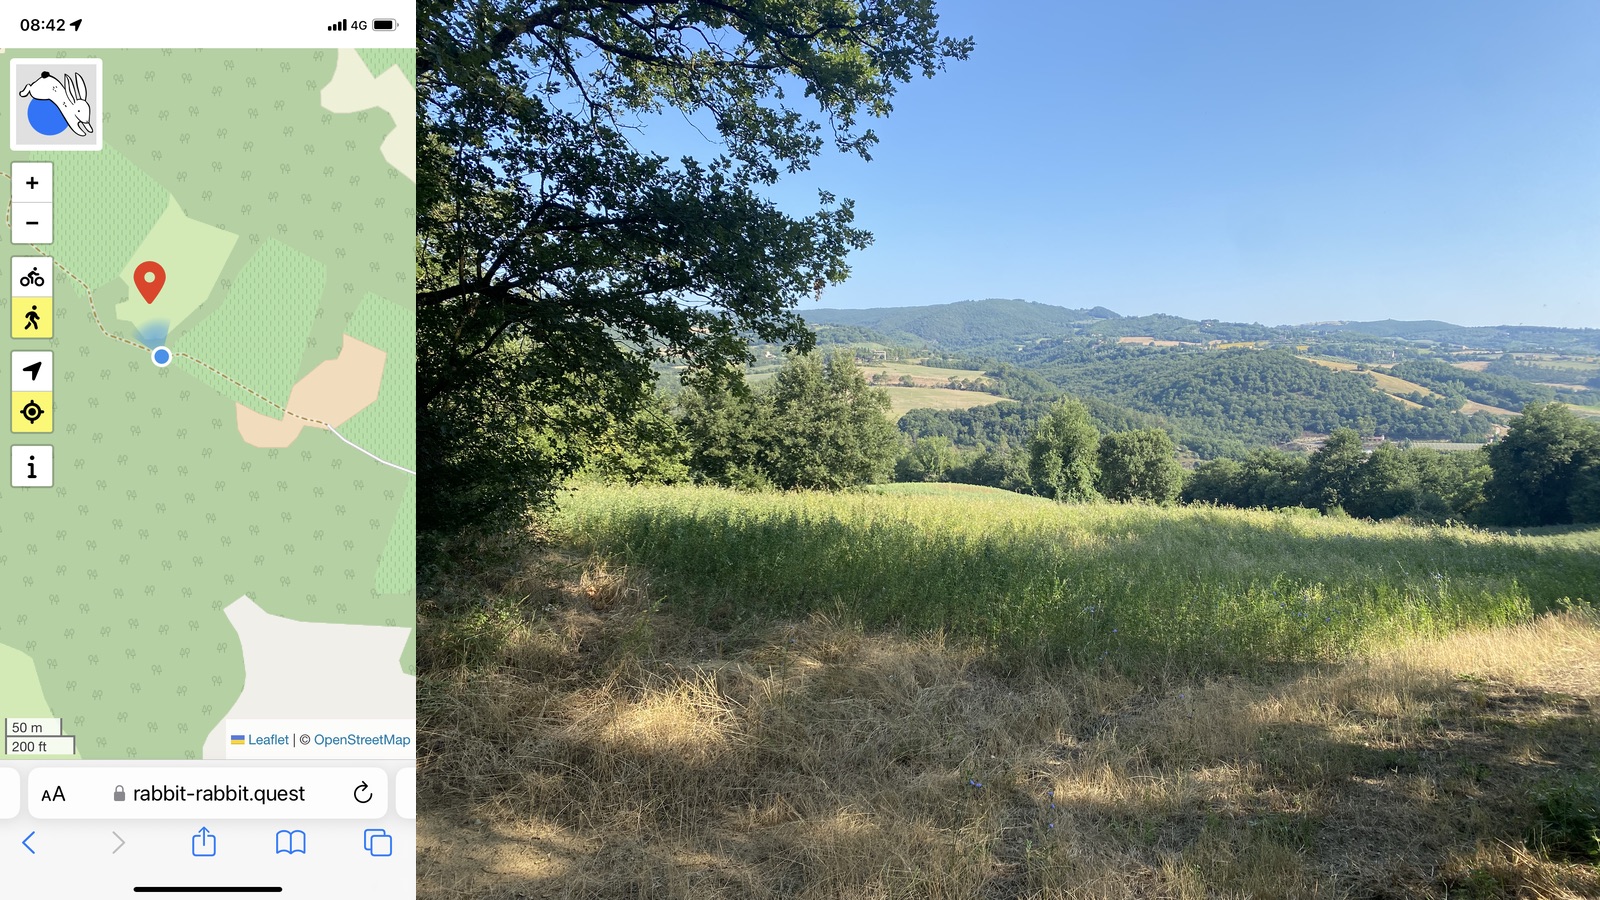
[151,346,172,367]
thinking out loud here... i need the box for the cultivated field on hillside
[880,385,1007,419]
[859,360,994,384]
[1301,357,1443,404]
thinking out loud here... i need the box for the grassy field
[859,360,994,384]
[1462,399,1520,417]
[553,484,1599,672]
[881,385,1008,419]
[418,486,1600,899]
[1407,441,1490,452]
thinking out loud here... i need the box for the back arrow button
[22,831,36,854]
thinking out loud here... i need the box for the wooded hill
[802,299,1600,458]
[804,299,1600,355]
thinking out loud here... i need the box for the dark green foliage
[765,354,900,490]
[896,436,958,483]
[1306,429,1367,512]
[1185,449,1310,510]
[1482,402,1600,526]
[1184,441,1491,523]
[1028,398,1101,501]
[679,382,774,490]
[898,398,1172,454]
[579,390,691,485]
[415,0,968,534]
[1345,443,1419,520]
[946,445,1034,494]
[1007,347,1486,456]
[1096,429,1183,503]
[1531,773,1600,861]
[681,353,898,491]
[1571,463,1600,524]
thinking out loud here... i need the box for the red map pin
[134,261,166,304]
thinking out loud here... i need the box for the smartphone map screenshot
[3,7,415,894]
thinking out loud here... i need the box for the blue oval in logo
[26,98,70,136]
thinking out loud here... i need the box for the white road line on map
[326,424,416,476]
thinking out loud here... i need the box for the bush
[1531,773,1600,861]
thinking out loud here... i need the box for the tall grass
[554,484,1600,671]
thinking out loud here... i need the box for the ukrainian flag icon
[230,734,246,745]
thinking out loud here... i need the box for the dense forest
[991,346,1494,457]
[1387,358,1561,409]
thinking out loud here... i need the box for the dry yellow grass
[1463,399,1519,417]
[1299,357,1443,405]
[419,550,1600,900]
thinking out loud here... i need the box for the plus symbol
[25,176,39,189]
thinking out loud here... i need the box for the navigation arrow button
[112,831,124,854]
[22,831,35,854]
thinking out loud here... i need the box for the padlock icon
[114,785,126,802]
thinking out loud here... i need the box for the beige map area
[235,333,386,447]
[320,47,416,182]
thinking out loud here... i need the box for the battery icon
[372,18,397,31]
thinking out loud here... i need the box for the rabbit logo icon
[11,58,102,151]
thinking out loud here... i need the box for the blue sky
[648,1,1600,328]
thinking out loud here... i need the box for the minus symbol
[24,220,39,225]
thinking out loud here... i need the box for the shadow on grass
[418,551,1600,900]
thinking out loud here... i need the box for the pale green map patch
[0,48,415,759]
[114,196,237,338]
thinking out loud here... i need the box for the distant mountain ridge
[804,298,1118,348]
[802,300,1600,354]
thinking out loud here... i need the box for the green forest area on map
[0,48,415,759]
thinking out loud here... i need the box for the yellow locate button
[11,297,52,339]
[12,391,52,433]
